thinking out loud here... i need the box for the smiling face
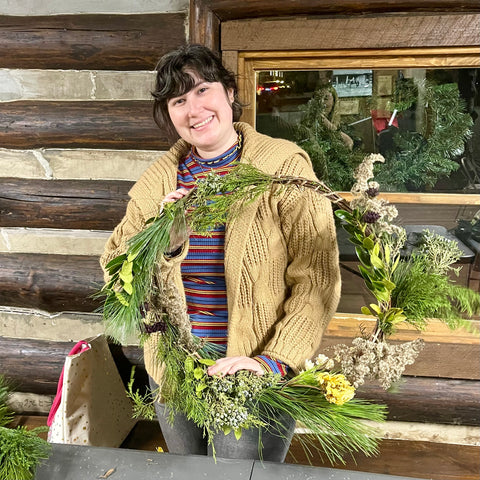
[167,72,237,159]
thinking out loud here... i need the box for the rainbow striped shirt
[177,138,287,376]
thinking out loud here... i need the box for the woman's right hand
[162,188,191,254]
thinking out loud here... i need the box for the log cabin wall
[0,0,188,405]
[0,1,479,478]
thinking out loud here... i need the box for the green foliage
[0,376,51,480]
[0,426,50,480]
[376,79,473,191]
[336,208,406,337]
[295,89,364,190]
[392,254,480,331]
[132,309,387,464]
[338,201,480,336]
[126,366,157,421]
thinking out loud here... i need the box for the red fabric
[371,109,398,133]
[47,340,91,426]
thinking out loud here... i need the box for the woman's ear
[227,88,235,104]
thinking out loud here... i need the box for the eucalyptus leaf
[335,209,354,222]
[355,246,371,266]
[363,237,375,250]
[123,282,133,295]
[115,291,130,307]
[105,254,127,271]
[197,358,216,366]
[361,306,373,316]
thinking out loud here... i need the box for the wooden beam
[190,0,480,49]
[0,101,168,150]
[0,253,102,312]
[1,178,477,231]
[189,0,220,51]
[1,336,478,426]
[0,337,144,395]
[222,14,480,51]
[0,14,186,70]
[0,178,132,230]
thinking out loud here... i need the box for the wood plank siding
[0,101,167,150]
[0,14,186,70]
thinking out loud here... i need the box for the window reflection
[256,68,479,194]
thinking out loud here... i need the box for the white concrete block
[0,0,188,15]
[44,148,162,180]
[0,228,111,255]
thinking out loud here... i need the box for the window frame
[236,47,480,204]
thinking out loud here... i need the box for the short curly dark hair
[152,44,243,143]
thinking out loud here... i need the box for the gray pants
[149,377,295,462]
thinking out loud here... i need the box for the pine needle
[0,376,51,480]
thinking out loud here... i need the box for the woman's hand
[207,356,264,377]
[162,187,189,203]
[162,188,191,253]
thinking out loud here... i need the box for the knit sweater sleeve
[261,154,341,373]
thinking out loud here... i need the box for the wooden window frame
[236,46,480,205]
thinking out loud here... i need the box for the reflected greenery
[256,68,479,193]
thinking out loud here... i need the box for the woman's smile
[191,115,214,130]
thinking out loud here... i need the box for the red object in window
[371,109,399,133]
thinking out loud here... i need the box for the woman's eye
[198,87,208,94]
[171,98,184,106]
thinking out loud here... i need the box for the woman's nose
[187,97,203,117]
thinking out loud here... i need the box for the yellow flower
[316,372,355,405]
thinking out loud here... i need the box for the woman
[100,44,341,461]
[319,85,354,150]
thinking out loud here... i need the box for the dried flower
[333,338,425,389]
[315,354,335,370]
[316,372,355,405]
[363,211,381,224]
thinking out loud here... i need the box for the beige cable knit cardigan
[100,122,341,384]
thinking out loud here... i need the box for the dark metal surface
[35,444,425,480]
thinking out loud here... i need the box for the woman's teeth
[192,116,213,129]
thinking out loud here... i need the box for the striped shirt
[177,136,287,376]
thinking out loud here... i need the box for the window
[236,48,480,313]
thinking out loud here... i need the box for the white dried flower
[304,359,315,370]
[315,354,334,370]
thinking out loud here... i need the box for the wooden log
[0,253,102,312]
[0,178,132,230]
[1,177,476,234]
[287,436,480,480]
[0,336,479,426]
[0,14,186,70]
[0,101,168,150]
[199,0,480,21]
[0,337,144,395]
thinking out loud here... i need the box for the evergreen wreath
[100,158,479,462]
[375,78,473,191]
